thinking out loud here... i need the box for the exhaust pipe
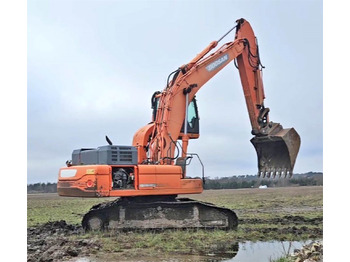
[251,123,300,178]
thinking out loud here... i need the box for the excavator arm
[133,18,300,178]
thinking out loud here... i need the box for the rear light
[86,180,94,188]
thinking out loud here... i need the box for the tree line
[203,172,323,189]
[27,172,322,193]
[27,182,58,193]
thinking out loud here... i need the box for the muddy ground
[27,187,323,261]
[27,221,99,262]
[27,216,322,262]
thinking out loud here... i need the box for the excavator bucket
[251,125,300,178]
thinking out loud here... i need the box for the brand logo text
[206,54,229,72]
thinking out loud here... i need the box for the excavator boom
[138,18,300,176]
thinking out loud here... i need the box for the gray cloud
[28,0,322,183]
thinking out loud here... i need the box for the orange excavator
[57,18,300,231]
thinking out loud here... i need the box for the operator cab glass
[180,97,200,137]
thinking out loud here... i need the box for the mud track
[240,215,323,225]
[239,215,323,239]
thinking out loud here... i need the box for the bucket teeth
[258,167,294,179]
[271,170,276,179]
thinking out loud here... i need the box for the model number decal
[139,183,157,188]
[206,54,229,72]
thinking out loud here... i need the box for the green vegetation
[270,257,294,262]
[83,229,240,256]
[27,194,110,227]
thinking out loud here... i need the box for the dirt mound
[27,220,101,262]
[28,220,81,236]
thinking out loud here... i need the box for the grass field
[27,186,323,261]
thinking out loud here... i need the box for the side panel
[138,165,182,190]
[95,167,111,197]
[156,166,182,189]
[57,165,111,197]
[137,165,157,189]
[58,164,203,197]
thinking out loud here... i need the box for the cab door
[180,97,200,139]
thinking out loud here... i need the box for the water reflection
[221,240,312,262]
[204,242,239,261]
[69,240,314,262]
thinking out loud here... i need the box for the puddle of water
[68,240,316,262]
[223,240,313,262]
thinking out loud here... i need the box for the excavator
[57,18,300,231]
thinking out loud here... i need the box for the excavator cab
[152,91,200,139]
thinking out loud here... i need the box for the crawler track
[82,196,238,231]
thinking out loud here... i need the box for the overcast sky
[27,0,323,184]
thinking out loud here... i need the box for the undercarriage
[82,195,238,231]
